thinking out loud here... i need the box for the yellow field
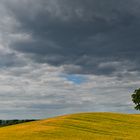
[0,112,140,140]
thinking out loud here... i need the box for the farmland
[0,112,140,140]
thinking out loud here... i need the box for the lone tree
[132,88,140,110]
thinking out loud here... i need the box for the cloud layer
[0,0,139,119]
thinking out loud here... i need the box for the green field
[0,112,140,140]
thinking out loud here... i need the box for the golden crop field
[0,112,140,140]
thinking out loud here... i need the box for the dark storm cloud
[0,52,27,68]
[4,0,140,75]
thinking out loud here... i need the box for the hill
[0,112,140,140]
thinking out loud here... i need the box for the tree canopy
[132,88,140,110]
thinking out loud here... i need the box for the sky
[0,0,140,119]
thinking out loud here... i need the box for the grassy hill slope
[0,112,140,140]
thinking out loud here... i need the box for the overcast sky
[0,0,140,119]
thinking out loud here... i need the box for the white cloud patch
[0,61,138,119]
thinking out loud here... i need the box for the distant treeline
[0,119,36,127]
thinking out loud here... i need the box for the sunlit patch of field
[0,112,140,140]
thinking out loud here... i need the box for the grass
[0,112,140,140]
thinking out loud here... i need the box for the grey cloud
[2,0,139,75]
[0,61,137,119]
[0,0,139,119]
[0,63,87,118]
